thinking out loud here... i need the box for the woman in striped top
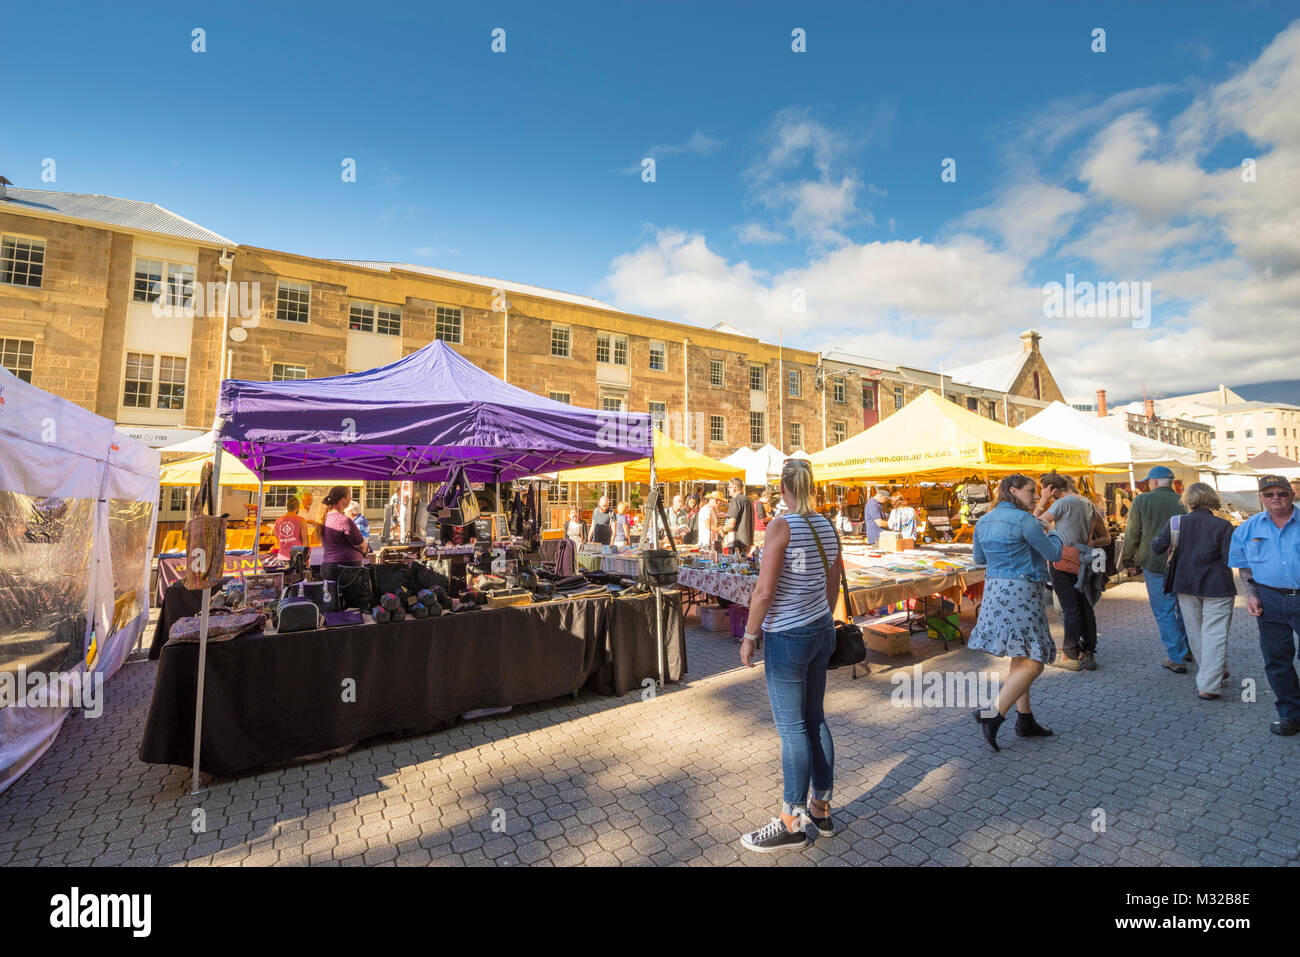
[738,458,843,853]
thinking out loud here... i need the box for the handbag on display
[430,466,481,526]
[183,460,228,591]
[275,596,324,633]
[286,579,340,613]
[808,519,868,672]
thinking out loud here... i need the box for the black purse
[808,519,867,673]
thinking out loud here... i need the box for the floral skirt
[968,577,1056,663]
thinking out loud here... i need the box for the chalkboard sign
[473,517,493,541]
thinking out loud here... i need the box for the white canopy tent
[0,368,160,793]
[1019,402,1204,487]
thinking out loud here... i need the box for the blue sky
[5,1,1299,401]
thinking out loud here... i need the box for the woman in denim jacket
[969,474,1064,751]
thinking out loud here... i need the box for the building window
[122,353,154,408]
[601,396,622,412]
[1247,447,1256,457]
[1225,430,1235,440]
[596,332,628,366]
[788,369,801,397]
[1,235,45,288]
[1268,446,1278,454]
[169,487,188,512]
[1033,371,1042,400]
[547,482,571,504]
[988,400,998,419]
[710,358,724,387]
[434,306,462,343]
[832,421,846,444]
[649,401,667,432]
[863,388,875,411]
[264,486,293,510]
[789,422,802,448]
[549,391,571,404]
[710,415,725,444]
[833,378,845,404]
[750,364,765,392]
[1245,429,1254,439]
[348,301,401,336]
[131,257,194,308]
[0,338,34,382]
[132,258,164,302]
[272,363,308,381]
[750,411,765,446]
[966,396,979,412]
[551,324,570,358]
[156,356,187,410]
[122,353,187,411]
[894,386,904,410]
[1267,427,1276,437]
[364,482,391,510]
[276,281,311,323]
[649,340,666,371]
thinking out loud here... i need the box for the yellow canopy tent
[809,390,1097,483]
[552,429,736,483]
[159,452,311,489]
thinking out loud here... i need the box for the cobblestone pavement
[2,580,1297,867]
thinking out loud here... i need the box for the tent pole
[190,428,225,795]
[253,475,264,572]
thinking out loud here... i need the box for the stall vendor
[321,486,372,610]
[589,495,613,545]
[864,487,891,545]
[273,496,308,560]
[299,490,326,547]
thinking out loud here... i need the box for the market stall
[148,341,674,786]
[0,368,160,793]
[140,589,684,776]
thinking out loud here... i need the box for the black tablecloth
[587,589,686,695]
[139,590,684,776]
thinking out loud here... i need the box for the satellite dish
[229,327,248,342]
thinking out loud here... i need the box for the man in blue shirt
[863,487,890,546]
[1228,474,1300,736]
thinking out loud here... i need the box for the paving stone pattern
[1,581,1296,867]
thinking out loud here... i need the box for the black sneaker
[740,817,810,853]
[808,812,834,837]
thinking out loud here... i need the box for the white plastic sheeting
[0,368,160,793]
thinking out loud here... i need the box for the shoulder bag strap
[807,513,852,622]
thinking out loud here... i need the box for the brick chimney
[1020,329,1041,353]
[1096,389,1107,418]
[1144,398,1155,421]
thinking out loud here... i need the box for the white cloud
[957,180,1087,260]
[600,21,1300,403]
[625,130,725,173]
[735,221,786,244]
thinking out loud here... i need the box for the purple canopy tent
[215,340,653,481]
[185,341,654,791]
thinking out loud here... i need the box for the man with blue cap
[1121,466,1190,671]
[1229,474,1300,736]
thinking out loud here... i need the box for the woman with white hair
[345,501,371,542]
[1151,483,1236,700]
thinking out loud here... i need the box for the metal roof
[0,187,236,246]
[335,260,621,312]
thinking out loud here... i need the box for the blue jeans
[1255,587,1300,724]
[1144,570,1189,661]
[763,611,835,817]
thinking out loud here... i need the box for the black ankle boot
[1015,710,1053,737]
[972,709,1006,752]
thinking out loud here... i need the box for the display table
[139,590,685,777]
[676,565,758,606]
[841,548,985,616]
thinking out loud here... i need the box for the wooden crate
[864,623,912,656]
[877,532,915,552]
